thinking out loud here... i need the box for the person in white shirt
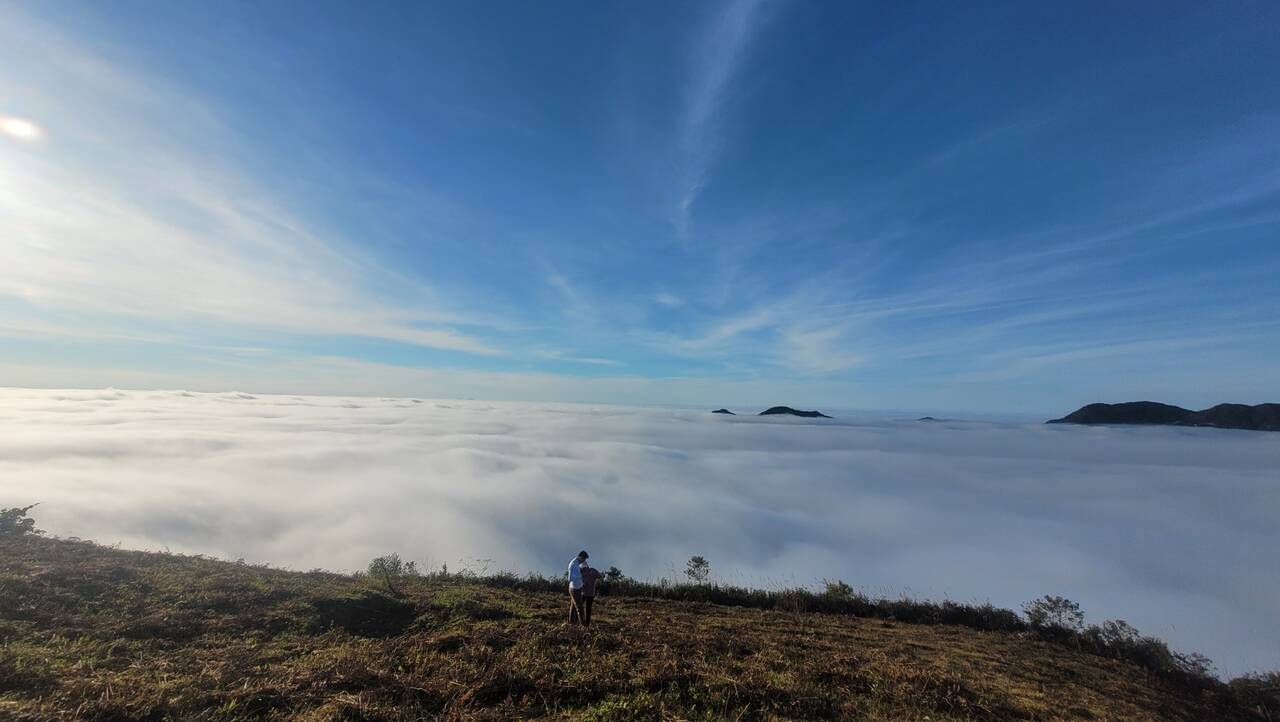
[567,550,588,625]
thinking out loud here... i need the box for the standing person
[579,562,605,626]
[567,550,588,625]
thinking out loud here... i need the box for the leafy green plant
[1227,671,1280,718]
[822,579,854,601]
[1022,595,1084,633]
[0,504,42,537]
[366,553,418,595]
[684,556,710,584]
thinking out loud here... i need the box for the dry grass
[0,536,1264,721]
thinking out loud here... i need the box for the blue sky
[2,1,1278,413]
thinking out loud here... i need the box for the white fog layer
[2,388,1276,674]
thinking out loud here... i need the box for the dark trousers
[569,588,585,625]
[582,595,595,625]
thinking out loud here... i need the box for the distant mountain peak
[759,406,832,419]
[1048,401,1279,431]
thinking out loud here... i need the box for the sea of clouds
[1,387,1276,674]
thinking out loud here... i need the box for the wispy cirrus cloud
[0,6,500,356]
[652,291,684,308]
[673,0,772,238]
[532,348,623,367]
[3,2,1278,411]
[651,192,1280,381]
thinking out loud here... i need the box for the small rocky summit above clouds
[759,406,832,419]
[1048,401,1280,431]
[711,408,735,415]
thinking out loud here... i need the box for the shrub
[1083,619,1141,652]
[822,579,855,601]
[1227,671,1280,718]
[1077,618,1219,690]
[684,556,710,584]
[1175,651,1216,679]
[366,553,418,595]
[0,504,42,537]
[1022,595,1084,634]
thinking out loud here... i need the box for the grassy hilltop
[1,533,1276,721]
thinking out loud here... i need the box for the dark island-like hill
[1048,401,1280,431]
[759,406,832,418]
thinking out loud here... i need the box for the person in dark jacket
[579,562,605,626]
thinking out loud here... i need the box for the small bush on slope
[0,504,41,537]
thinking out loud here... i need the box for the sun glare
[0,114,44,142]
